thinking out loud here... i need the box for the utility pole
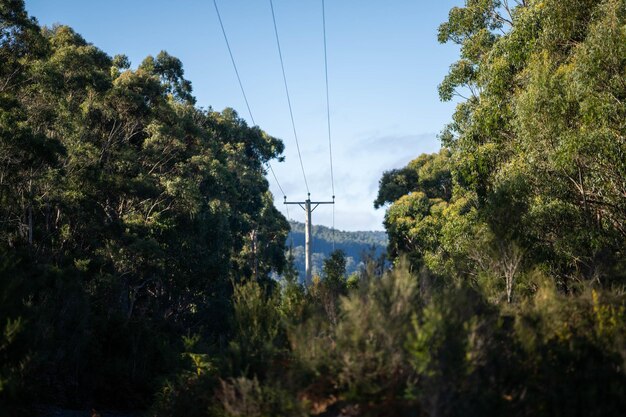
[284,193,335,285]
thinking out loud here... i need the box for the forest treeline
[2,0,626,416]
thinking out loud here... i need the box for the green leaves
[139,51,195,105]
[412,0,626,285]
[0,7,291,408]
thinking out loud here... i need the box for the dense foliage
[0,1,288,413]
[1,1,625,416]
[154,258,626,417]
[377,0,626,293]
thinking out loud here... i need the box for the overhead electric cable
[213,0,289,216]
[322,0,336,249]
[267,163,286,197]
[269,0,310,195]
[322,0,335,199]
[268,162,289,219]
[213,0,255,126]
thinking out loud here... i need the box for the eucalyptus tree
[381,0,626,289]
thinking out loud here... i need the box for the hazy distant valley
[287,221,387,280]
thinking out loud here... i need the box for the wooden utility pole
[284,193,334,285]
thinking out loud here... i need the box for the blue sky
[25,0,462,231]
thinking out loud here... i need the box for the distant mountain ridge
[287,221,388,281]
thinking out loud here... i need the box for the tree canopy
[380,0,626,291]
[0,1,289,410]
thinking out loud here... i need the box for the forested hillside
[287,221,387,279]
[2,1,626,417]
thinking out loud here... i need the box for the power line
[322,0,335,199]
[269,0,310,195]
[266,164,290,222]
[213,0,255,126]
[267,162,285,197]
[268,0,337,279]
[322,0,336,249]
[267,161,290,219]
[212,0,289,216]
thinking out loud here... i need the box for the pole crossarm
[285,201,334,212]
[284,194,335,210]
[284,201,335,205]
